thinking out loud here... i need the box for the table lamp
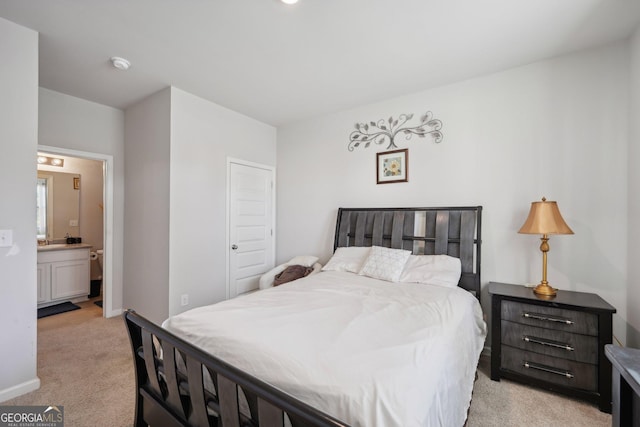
[518,197,574,296]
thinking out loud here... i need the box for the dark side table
[605,344,640,426]
[489,282,616,412]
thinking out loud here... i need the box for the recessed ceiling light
[281,0,298,4]
[110,56,131,71]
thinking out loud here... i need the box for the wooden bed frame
[124,309,349,427]
[124,206,482,426]
[334,206,482,299]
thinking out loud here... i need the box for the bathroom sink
[37,243,90,251]
[38,244,68,251]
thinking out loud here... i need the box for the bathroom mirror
[37,171,80,240]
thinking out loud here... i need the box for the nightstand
[489,282,616,413]
[605,345,640,426]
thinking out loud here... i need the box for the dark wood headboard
[333,206,482,300]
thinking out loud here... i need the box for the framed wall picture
[376,149,408,184]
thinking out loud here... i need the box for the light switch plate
[0,230,13,247]
[69,219,78,227]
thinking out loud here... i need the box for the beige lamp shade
[518,198,574,235]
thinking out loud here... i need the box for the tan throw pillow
[273,265,314,286]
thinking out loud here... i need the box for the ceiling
[1,0,640,126]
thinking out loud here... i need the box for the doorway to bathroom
[37,145,115,318]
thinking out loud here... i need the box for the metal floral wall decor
[348,111,443,151]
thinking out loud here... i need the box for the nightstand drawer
[501,320,598,364]
[502,300,598,336]
[501,346,597,391]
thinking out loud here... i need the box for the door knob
[231,244,238,250]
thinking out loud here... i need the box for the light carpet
[2,300,611,426]
[3,300,134,426]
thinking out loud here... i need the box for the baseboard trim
[0,377,40,403]
[106,308,123,318]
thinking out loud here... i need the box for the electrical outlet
[181,294,189,306]
[0,230,13,247]
[69,219,78,227]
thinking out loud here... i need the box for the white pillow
[358,246,412,282]
[322,246,371,273]
[399,254,462,288]
[287,255,319,267]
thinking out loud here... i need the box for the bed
[124,206,486,427]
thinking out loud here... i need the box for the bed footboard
[124,310,349,427]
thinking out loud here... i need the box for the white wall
[123,88,171,324]
[277,41,630,345]
[0,17,39,402]
[169,88,277,316]
[628,27,640,348]
[39,88,125,314]
[123,87,276,324]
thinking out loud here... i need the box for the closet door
[228,161,275,298]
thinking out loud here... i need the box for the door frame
[38,145,116,318]
[225,157,276,299]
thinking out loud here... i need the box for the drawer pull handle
[523,361,574,379]
[523,335,574,351]
[523,312,574,325]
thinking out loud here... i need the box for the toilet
[89,249,103,298]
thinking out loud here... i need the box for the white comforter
[162,271,486,427]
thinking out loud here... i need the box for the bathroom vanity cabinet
[37,244,91,307]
